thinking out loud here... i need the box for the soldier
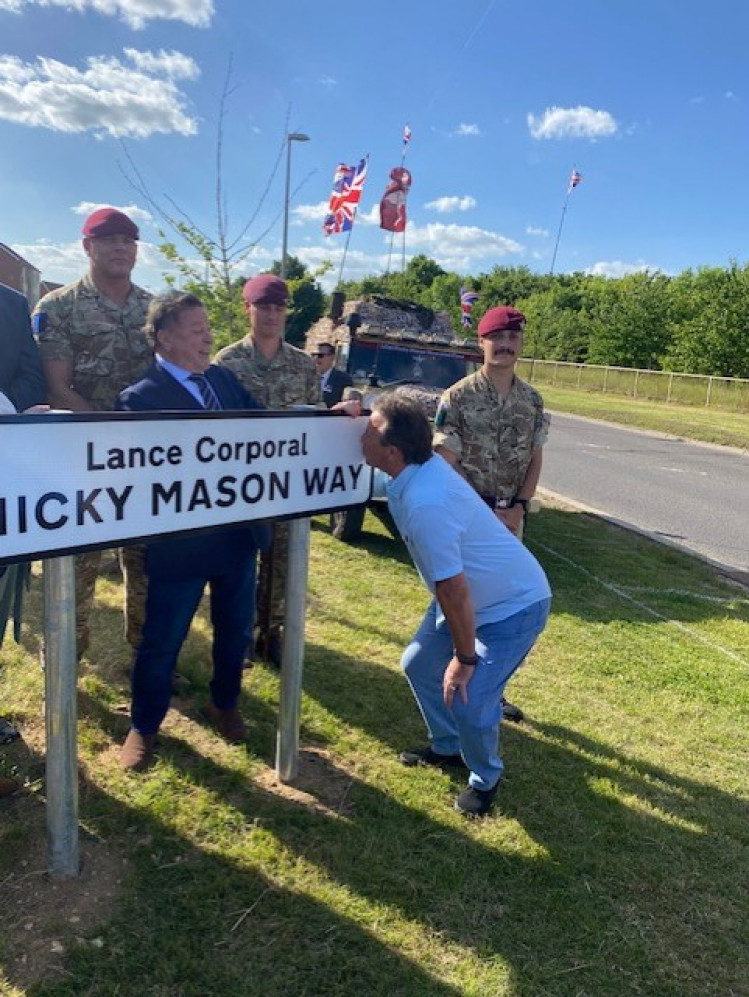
[433,305,549,723]
[33,207,152,659]
[214,273,320,667]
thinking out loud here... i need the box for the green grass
[1,509,748,996]
[533,384,749,449]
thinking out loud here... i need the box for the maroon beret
[242,273,288,305]
[477,306,526,338]
[82,208,139,240]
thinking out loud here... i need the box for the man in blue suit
[0,281,46,413]
[115,291,268,772]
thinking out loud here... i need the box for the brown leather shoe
[120,730,157,772]
[208,706,249,744]
[0,775,19,798]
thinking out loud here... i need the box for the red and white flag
[379,166,412,233]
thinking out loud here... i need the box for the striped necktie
[189,373,222,410]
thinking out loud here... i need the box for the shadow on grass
[2,668,747,997]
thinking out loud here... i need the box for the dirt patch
[253,747,357,818]
[1,804,126,992]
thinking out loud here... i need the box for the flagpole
[550,165,580,276]
[337,214,356,287]
[549,193,570,276]
[386,126,410,275]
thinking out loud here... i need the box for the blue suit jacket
[115,362,270,578]
[0,282,46,411]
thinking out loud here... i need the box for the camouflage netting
[306,295,458,352]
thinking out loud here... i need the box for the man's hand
[496,504,524,536]
[443,657,476,707]
[331,398,362,417]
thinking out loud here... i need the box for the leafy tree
[665,263,749,377]
[586,271,673,369]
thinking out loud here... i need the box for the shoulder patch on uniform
[434,401,449,428]
[32,312,47,335]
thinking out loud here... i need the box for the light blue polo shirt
[386,454,551,626]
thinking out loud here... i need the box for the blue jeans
[131,554,257,735]
[401,597,551,791]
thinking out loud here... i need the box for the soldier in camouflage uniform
[433,306,549,723]
[214,273,320,667]
[32,208,152,658]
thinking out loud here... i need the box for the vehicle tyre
[330,505,366,541]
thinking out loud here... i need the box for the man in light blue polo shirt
[361,393,551,817]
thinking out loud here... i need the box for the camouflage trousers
[75,544,146,657]
[256,522,288,634]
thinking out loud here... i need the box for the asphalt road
[540,412,749,580]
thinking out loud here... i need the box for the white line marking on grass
[536,541,749,669]
[621,587,749,606]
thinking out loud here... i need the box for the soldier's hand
[496,505,524,536]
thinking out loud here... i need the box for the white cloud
[527,105,618,140]
[71,201,153,223]
[424,195,476,213]
[0,50,199,138]
[725,90,736,100]
[452,123,481,137]
[526,225,549,237]
[585,260,656,278]
[403,222,522,270]
[319,75,337,88]
[292,200,328,225]
[124,48,200,80]
[0,0,213,29]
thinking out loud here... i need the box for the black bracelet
[511,497,529,511]
[455,651,478,666]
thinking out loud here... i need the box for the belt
[479,494,527,512]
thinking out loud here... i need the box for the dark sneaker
[501,697,524,723]
[455,782,500,818]
[399,746,466,769]
[0,775,20,798]
[255,628,283,669]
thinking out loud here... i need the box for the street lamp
[281,131,310,281]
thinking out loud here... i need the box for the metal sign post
[43,555,79,879]
[276,516,311,781]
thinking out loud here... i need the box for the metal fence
[517,359,749,413]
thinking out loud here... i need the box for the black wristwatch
[511,497,529,511]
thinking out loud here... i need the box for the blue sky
[2,0,748,294]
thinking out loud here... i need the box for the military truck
[307,295,483,540]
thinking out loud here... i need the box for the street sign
[1,409,371,563]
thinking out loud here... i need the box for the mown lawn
[1,506,747,996]
[536,385,749,450]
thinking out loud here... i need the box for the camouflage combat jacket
[33,274,152,411]
[213,335,320,408]
[433,370,550,500]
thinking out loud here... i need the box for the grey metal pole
[276,516,311,781]
[280,132,310,284]
[43,555,79,879]
[280,136,292,282]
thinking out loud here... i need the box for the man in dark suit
[312,342,353,407]
[0,282,46,797]
[0,281,46,413]
[115,291,268,772]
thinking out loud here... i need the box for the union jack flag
[568,168,583,192]
[323,157,368,236]
[403,124,412,148]
[460,285,479,329]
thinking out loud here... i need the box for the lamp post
[281,131,310,280]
